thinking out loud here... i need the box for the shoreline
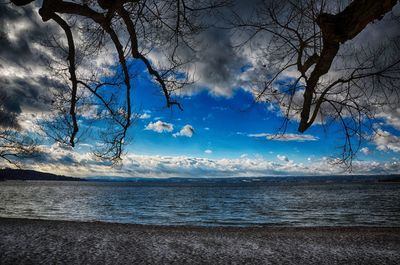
[1,216,400,230]
[1,218,400,264]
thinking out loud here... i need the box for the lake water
[1,180,400,226]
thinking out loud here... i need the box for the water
[1,180,400,227]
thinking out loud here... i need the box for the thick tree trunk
[298,0,398,133]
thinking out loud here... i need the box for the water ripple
[0,181,400,226]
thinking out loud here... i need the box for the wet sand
[0,218,399,264]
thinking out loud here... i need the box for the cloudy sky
[0,1,400,178]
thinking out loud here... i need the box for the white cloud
[145,121,174,133]
[360,147,371,155]
[373,129,400,153]
[248,133,272,137]
[77,143,93,148]
[248,133,319,141]
[139,113,151,119]
[3,145,400,178]
[376,107,400,130]
[277,155,289,162]
[79,105,100,120]
[173,125,194,138]
[267,104,275,112]
[17,111,48,135]
[204,149,213,154]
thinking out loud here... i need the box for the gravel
[1,218,399,264]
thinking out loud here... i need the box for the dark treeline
[0,168,83,181]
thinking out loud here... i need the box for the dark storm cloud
[0,4,43,66]
[1,0,399,130]
[0,92,19,129]
[0,75,62,128]
[172,0,266,96]
[184,28,248,96]
[0,3,64,128]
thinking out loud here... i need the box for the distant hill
[86,174,400,186]
[0,168,84,181]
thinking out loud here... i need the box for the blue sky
[110,62,394,162]
[53,60,400,178]
[129,82,329,161]
[2,48,399,178]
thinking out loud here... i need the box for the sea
[1,176,400,227]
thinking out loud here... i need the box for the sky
[0,1,400,178]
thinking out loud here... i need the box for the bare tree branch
[231,0,400,165]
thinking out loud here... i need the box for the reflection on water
[0,181,399,226]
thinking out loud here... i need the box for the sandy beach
[0,218,399,264]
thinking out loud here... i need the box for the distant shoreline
[0,168,84,181]
[1,217,399,264]
[1,168,400,184]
